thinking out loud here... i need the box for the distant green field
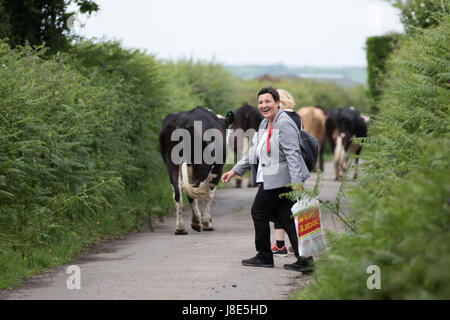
[225,64,367,87]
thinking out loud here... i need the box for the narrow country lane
[1,161,347,300]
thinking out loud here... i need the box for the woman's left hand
[222,170,237,183]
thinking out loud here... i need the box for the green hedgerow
[0,40,176,288]
[296,15,450,299]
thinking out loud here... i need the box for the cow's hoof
[174,229,188,235]
[203,226,215,231]
[191,224,202,232]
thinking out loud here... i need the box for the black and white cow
[325,106,368,180]
[225,104,263,187]
[159,107,227,235]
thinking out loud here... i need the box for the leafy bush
[0,40,175,288]
[384,0,450,30]
[296,15,450,299]
[0,0,99,53]
[69,40,177,190]
[0,41,122,241]
[235,77,370,113]
[163,58,239,115]
[366,34,402,111]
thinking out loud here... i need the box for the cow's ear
[225,111,234,126]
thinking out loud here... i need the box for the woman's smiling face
[258,93,279,122]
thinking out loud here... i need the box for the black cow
[225,104,263,187]
[159,107,227,235]
[325,106,368,180]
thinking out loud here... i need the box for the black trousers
[250,183,299,262]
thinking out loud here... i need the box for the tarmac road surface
[1,161,349,300]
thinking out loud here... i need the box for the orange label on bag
[297,206,321,238]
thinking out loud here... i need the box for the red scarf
[267,126,273,153]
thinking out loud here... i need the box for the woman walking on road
[221,87,315,273]
[270,89,301,256]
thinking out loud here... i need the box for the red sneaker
[271,243,288,255]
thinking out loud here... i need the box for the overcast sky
[71,0,404,67]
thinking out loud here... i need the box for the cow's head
[361,115,370,125]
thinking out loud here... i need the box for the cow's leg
[201,166,222,231]
[334,133,346,181]
[170,168,187,235]
[188,196,203,232]
[243,136,253,188]
[201,187,216,231]
[353,156,359,180]
[235,176,243,188]
[234,148,243,188]
[311,141,319,172]
[174,201,187,235]
[347,142,360,180]
[332,130,339,180]
[319,141,325,172]
[352,145,362,180]
[333,149,341,181]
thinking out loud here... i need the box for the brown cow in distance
[297,106,327,171]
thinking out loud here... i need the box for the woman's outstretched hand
[221,169,237,183]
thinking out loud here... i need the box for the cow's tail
[180,162,215,200]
